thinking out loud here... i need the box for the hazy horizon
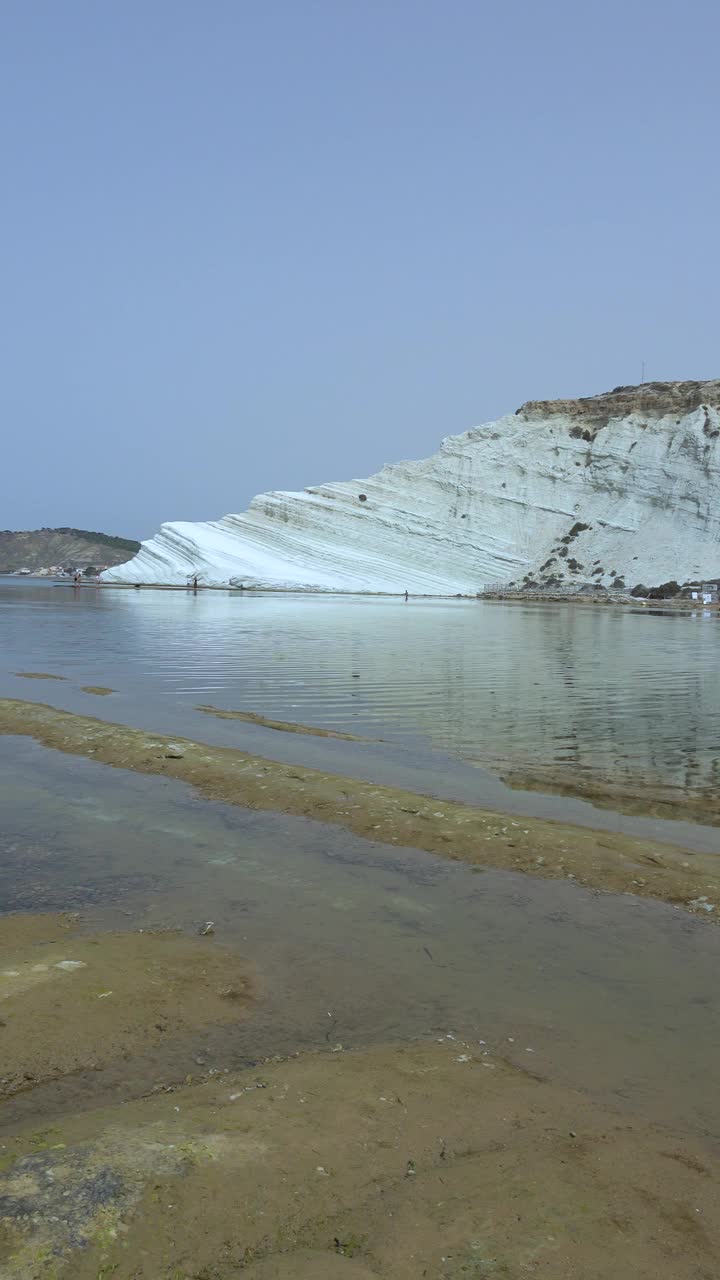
[2,0,718,540]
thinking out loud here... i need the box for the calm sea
[1,579,718,814]
[2,578,719,1135]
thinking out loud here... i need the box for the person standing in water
[404,589,409,601]
[193,575,198,591]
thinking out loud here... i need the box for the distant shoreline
[64,581,478,598]
[70,583,720,609]
[5,574,717,609]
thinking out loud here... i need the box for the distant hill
[0,527,141,574]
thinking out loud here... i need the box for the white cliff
[104,381,720,593]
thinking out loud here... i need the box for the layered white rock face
[104,381,720,593]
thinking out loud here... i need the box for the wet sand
[1,725,719,1277]
[1,1030,717,1280]
[1,697,718,918]
[13,673,67,681]
[0,914,252,1100]
[196,703,372,740]
[504,762,720,828]
[199,708,720,827]
[4,733,719,1143]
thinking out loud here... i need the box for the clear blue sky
[1,0,718,538]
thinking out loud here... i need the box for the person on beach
[193,575,198,591]
[404,589,409,601]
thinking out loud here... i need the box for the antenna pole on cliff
[641,360,645,384]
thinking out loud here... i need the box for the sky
[1,0,718,539]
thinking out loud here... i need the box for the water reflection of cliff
[4,585,718,818]
[124,595,720,810]
[326,602,720,818]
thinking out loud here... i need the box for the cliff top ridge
[518,379,720,421]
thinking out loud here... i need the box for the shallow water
[2,579,719,813]
[1,737,718,1139]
